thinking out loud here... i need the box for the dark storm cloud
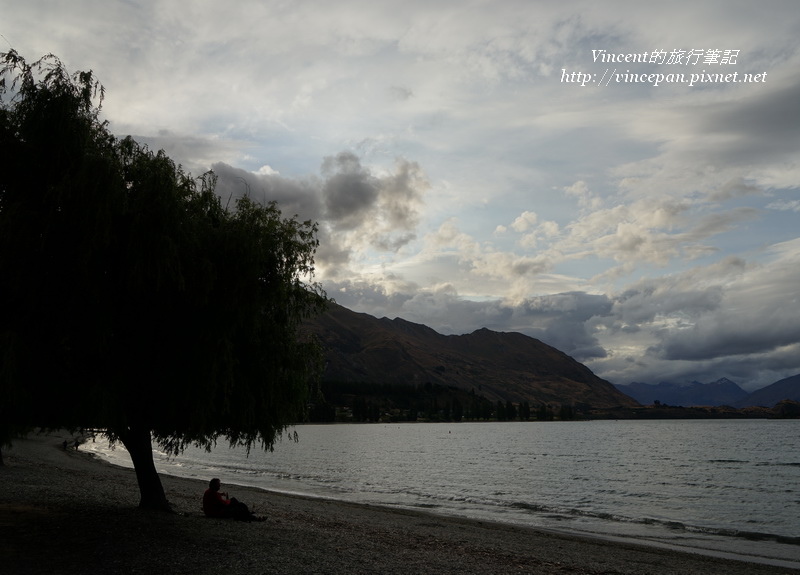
[694,79,800,164]
[210,161,353,275]
[209,151,427,275]
[611,285,724,326]
[210,162,323,220]
[655,311,800,362]
[321,152,380,231]
[710,80,800,142]
[513,292,612,360]
[321,152,426,240]
[629,246,800,368]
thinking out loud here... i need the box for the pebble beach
[1,432,797,575]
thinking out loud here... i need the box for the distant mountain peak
[710,377,738,386]
[616,375,800,409]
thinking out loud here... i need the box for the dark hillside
[736,374,800,407]
[305,303,638,409]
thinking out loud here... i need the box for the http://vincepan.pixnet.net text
[562,49,767,87]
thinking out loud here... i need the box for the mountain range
[614,375,800,408]
[304,303,637,409]
[302,303,799,413]
[614,378,747,407]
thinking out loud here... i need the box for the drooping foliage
[0,51,327,503]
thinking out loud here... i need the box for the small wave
[504,499,800,546]
[509,501,551,514]
[694,527,800,547]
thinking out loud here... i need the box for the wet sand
[2,432,797,574]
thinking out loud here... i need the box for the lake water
[87,419,800,568]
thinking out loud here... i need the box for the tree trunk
[118,425,171,511]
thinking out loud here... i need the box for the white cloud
[256,165,279,176]
[767,199,800,212]
[510,210,538,232]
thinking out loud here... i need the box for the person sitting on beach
[202,478,264,522]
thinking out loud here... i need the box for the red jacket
[202,489,230,518]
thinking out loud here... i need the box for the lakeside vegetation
[307,380,800,423]
[308,380,578,423]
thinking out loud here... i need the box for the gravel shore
[2,432,797,575]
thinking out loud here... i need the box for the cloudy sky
[4,1,799,390]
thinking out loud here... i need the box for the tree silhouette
[0,51,327,510]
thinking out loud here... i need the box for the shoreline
[2,432,799,575]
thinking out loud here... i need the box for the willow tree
[0,51,327,510]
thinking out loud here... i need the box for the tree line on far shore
[308,380,579,423]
